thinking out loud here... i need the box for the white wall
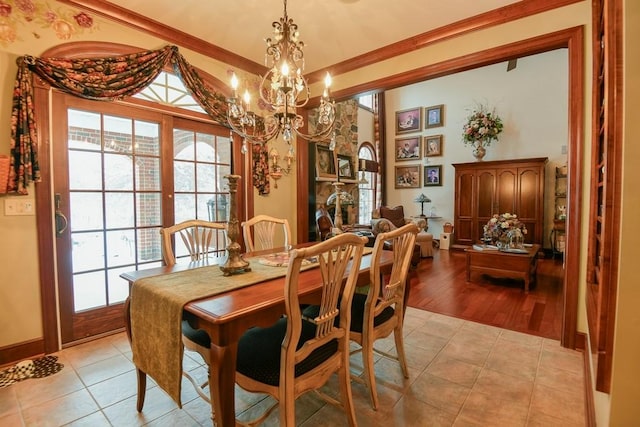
[384,49,568,244]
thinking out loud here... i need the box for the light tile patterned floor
[0,308,586,426]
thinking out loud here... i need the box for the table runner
[130,246,372,406]
[130,259,294,406]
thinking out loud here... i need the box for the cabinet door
[516,166,544,244]
[496,168,517,214]
[476,169,496,242]
[454,170,476,245]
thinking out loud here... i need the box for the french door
[52,93,232,344]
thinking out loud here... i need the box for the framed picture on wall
[425,104,444,128]
[395,136,421,161]
[337,155,355,180]
[315,145,336,179]
[424,135,442,157]
[395,107,422,134]
[395,165,421,189]
[424,165,443,186]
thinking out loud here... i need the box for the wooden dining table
[121,244,392,426]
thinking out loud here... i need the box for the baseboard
[576,332,597,427]
[0,338,45,367]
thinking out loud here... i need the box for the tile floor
[0,308,586,426]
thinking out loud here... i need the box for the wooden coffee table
[465,244,541,292]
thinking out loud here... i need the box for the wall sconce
[269,147,295,188]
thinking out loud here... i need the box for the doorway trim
[300,26,584,348]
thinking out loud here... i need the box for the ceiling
[91,0,521,74]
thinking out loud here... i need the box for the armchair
[371,206,433,259]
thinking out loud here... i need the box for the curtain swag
[8,45,270,195]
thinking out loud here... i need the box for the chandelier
[226,0,336,153]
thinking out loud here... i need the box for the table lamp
[414,193,431,217]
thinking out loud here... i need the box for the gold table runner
[131,260,293,406]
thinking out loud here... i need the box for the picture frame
[395,165,421,189]
[424,165,443,187]
[337,154,355,180]
[395,136,421,161]
[424,135,442,157]
[424,104,444,129]
[395,107,422,134]
[315,145,336,179]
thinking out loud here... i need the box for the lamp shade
[414,194,431,203]
[327,191,355,206]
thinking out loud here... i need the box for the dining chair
[126,219,227,408]
[241,214,291,252]
[159,219,227,265]
[235,233,368,426]
[349,222,418,410]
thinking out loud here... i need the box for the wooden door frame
[299,27,584,348]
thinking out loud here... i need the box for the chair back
[367,223,418,324]
[242,214,292,252]
[160,219,227,266]
[283,233,367,352]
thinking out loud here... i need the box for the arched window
[358,142,377,224]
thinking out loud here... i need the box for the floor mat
[0,355,64,388]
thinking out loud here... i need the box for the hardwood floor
[407,248,565,340]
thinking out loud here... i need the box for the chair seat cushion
[182,319,210,348]
[349,293,395,333]
[302,293,395,334]
[236,317,338,386]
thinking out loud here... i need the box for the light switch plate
[4,199,35,216]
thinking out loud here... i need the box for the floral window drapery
[8,45,269,194]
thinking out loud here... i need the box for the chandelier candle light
[226,0,336,156]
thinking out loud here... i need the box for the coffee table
[465,244,541,292]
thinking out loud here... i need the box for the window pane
[104,153,133,191]
[174,193,196,223]
[69,151,102,190]
[197,163,216,192]
[104,115,132,154]
[137,227,162,263]
[70,192,103,231]
[135,157,161,191]
[217,136,232,164]
[136,193,162,227]
[72,231,105,272]
[174,129,195,160]
[106,229,136,267]
[196,134,215,162]
[135,120,160,156]
[68,109,101,151]
[73,271,106,311]
[175,160,195,192]
[218,165,231,186]
[105,192,134,229]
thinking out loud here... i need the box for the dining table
[121,243,392,427]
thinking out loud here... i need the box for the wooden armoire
[452,157,547,248]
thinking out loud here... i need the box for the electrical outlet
[4,199,35,216]
[561,145,567,154]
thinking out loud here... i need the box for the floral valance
[8,45,269,195]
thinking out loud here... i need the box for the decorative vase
[472,142,487,161]
[507,228,524,249]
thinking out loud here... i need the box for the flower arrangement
[462,105,504,147]
[483,213,527,245]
